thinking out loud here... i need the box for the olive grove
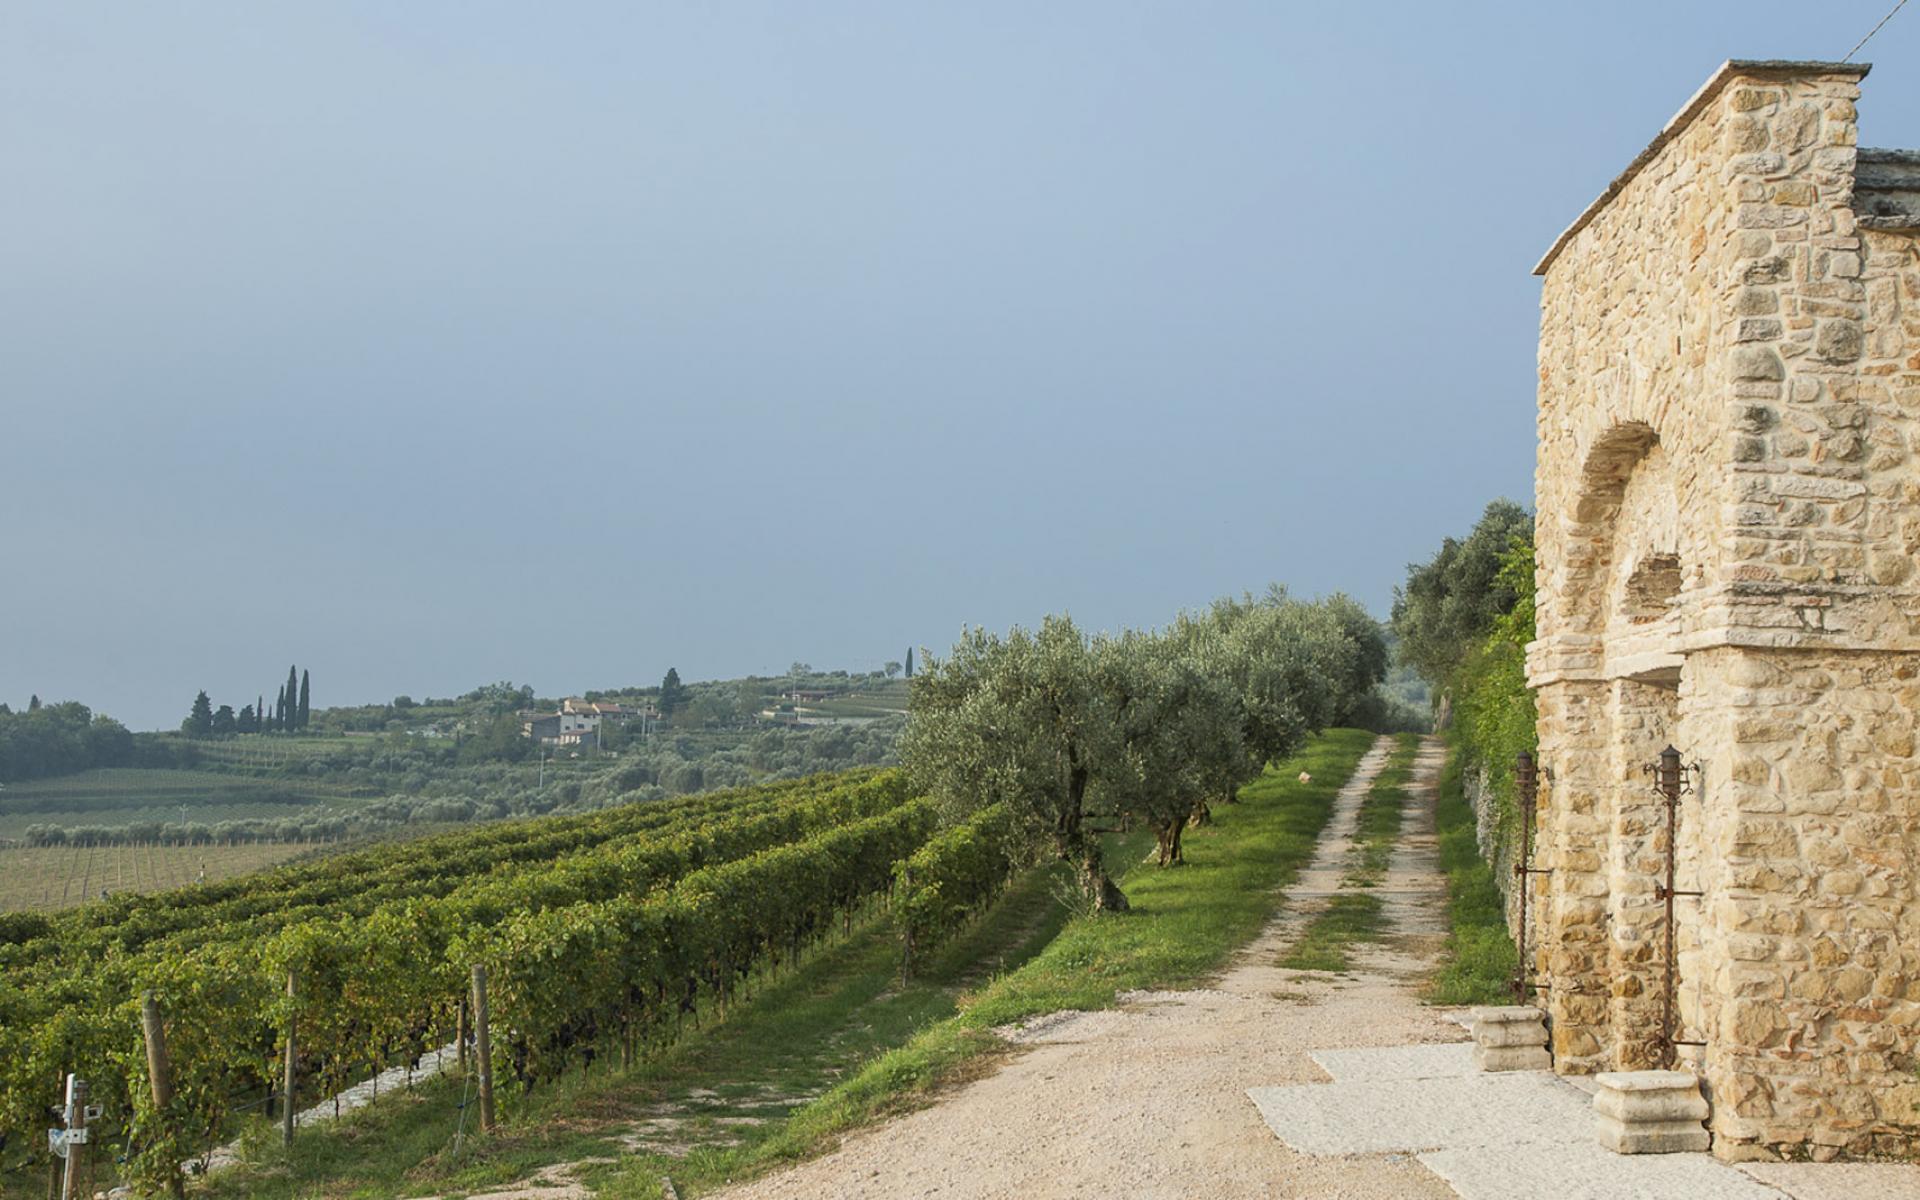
[901,590,1387,910]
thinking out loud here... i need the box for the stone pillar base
[1474,1044,1553,1071]
[1469,1006,1550,1072]
[1592,1070,1710,1154]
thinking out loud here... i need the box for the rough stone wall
[1464,764,1510,885]
[1530,67,1739,1080]
[1529,61,1920,1160]
[1680,648,1920,1155]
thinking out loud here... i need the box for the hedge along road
[714,734,1466,1200]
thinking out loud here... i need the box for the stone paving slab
[1737,1162,1920,1199]
[1249,1041,1910,1200]
[1247,1071,1591,1155]
[1418,1140,1791,1200]
[1308,1042,1477,1082]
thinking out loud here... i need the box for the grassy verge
[599,727,1379,1197]
[1426,738,1519,1006]
[1276,733,1417,971]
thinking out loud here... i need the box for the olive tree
[901,615,1132,911]
[1089,628,1243,866]
[1318,592,1392,724]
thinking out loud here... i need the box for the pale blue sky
[5,3,1917,729]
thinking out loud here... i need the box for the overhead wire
[1844,0,1911,62]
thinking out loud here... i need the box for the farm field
[0,841,324,912]
[0,767,361,838]
[807,681,910,719]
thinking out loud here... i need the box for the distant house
[785,689,831,703]
[523,699,658,746]
[563,697,659,721]
[522,713,562,742]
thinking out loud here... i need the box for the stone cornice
[1532,59,1872,277]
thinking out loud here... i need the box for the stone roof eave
[1532,59,1873,277]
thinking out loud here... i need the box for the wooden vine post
[282,971,298,1146]
[139,992,185,1199]
[58,1075,87,1200]
[471,965,497,1132]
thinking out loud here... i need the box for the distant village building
[521,698,654,746]
[562,698,642,719]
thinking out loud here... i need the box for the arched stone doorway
[1536,423,1706,1072]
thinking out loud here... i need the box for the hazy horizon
[7,3,1918,731]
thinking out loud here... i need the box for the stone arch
[1554,420,1704,1068]
[1559,420,1663,642]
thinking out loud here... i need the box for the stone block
[1594,1085,1711,1123]
[1595,1113,1712,1154]
[1469,1005,1546,1025]
[1591,1071,1711,1155]
[1475,1021,1550,1048]
[1473,1043,1552,1072]
[1469,1006,1549,1056]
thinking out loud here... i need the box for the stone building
[1527,60,1920,1158]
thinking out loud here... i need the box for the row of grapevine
[2,770,879,968]
[463,800,936,1083]
[128,770,912,962]
[892,802,1026,970]
[0,770,927,1192]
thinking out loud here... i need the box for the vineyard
[0,766,1026,1197]
[0,843,323,913]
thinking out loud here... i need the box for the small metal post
[1505,748,1551,998]
[457,994,470,1076]
[1512,751,1537,1000]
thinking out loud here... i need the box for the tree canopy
[1390,499,1534,689]
[658,668,688,719]
[0,701,135,782]
[903,591,1388,910]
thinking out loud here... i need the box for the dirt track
[714,735,1467,1200]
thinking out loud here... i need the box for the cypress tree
[298,669,310,730]
[258,694,266,733]
[285,665,299,731]
[274,686,286,732]
[185,691,214,738]
[905,647,914,678]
